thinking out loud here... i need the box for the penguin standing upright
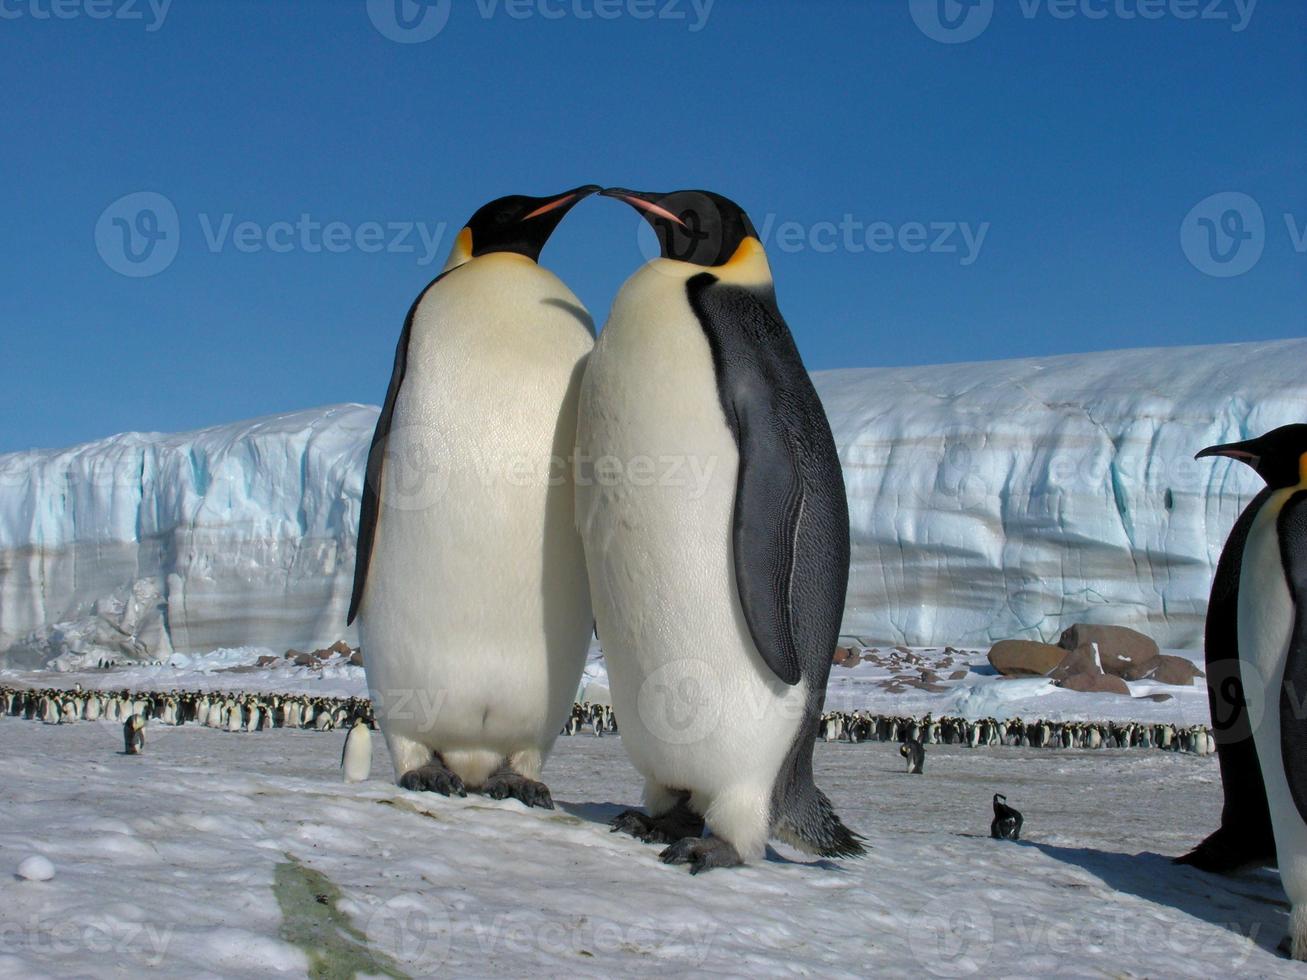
[578,188,863,873]
[341,717,372,784]
[1176,445,1278,872]
[349,188,598,808]
[123,714,145,755]
[1193,425,1307,957]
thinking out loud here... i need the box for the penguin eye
[495,209,515,225]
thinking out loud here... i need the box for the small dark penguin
[123,714,145,755]
[900,739,925,775]
[991,793,1022,840]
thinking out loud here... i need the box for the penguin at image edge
[349,186,599,809]
[1175,430,1281,873]
[578,187,864,873]
[1191,425,1307,959]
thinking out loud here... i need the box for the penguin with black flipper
[123,714,145,756]
[900,739,925,775]
[991,794,1021,840]
[1189,425,1307,958]
[578,188,864,873]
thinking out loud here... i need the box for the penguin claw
[658,837,743,875]
[611,807,706,845]
[398,764,466,797]
[482,772,554,809]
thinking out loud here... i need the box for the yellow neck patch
[443,227,474,272]
[712,236,772,287]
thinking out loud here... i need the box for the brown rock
[920,669,938,683]
[328,640,352,657]
[987,639,1068,677]
[1057,672,1130,696]
[894,645,912,655]
[292,652,315,667]
[1048,645,1099,683]
[1136,655,1204,686]
[284,648,305,661]
[1057,624,1159,679]
[948,669,969,681]
[256,655,279,668]
[832,647,849,664]
[349,649,364,667]
[1138,692,1174,703]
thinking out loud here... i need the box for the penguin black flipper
[1176,486,1277,871]
[1278,490,1307,820]
[347,271,451,626]
[686,275,850,687]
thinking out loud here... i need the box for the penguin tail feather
[774,787,866,859]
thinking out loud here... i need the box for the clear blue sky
[1,0,1303,453]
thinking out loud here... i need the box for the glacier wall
[0,339,1300,666]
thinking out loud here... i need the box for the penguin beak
[521,185,601,221]
[600,187,689,229]
[1195,438,1261,467]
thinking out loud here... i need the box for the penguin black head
[448,185,600,267]
[1196,424,1307,490]
[600,187,762,269]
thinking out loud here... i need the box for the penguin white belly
[360,256,594,786]
[1240,493,1307,908]
[577,265,806,846]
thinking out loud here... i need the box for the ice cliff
[0,339,1299,667]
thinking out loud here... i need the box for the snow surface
[1,338,1301,667]
[0,717,1297,977]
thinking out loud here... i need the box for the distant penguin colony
[349,188,599,809]
[577,188,863,872]
[0,686,373,738]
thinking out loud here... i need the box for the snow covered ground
[3,338,1304,667]
[2,643,1213,727]
[0,717,1295,977]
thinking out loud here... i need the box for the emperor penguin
[341,717,372,783]
[579,188,864,873]
[1193,425,1307,958]
[123,714,145,755]
[1176,432,1282,873]
[349,187,599,809]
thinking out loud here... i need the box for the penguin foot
[610,806,705,845]
[659,836,742,875]
[482,771,554,809]
[398,763,467,797]
[1174,826,1275,874]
